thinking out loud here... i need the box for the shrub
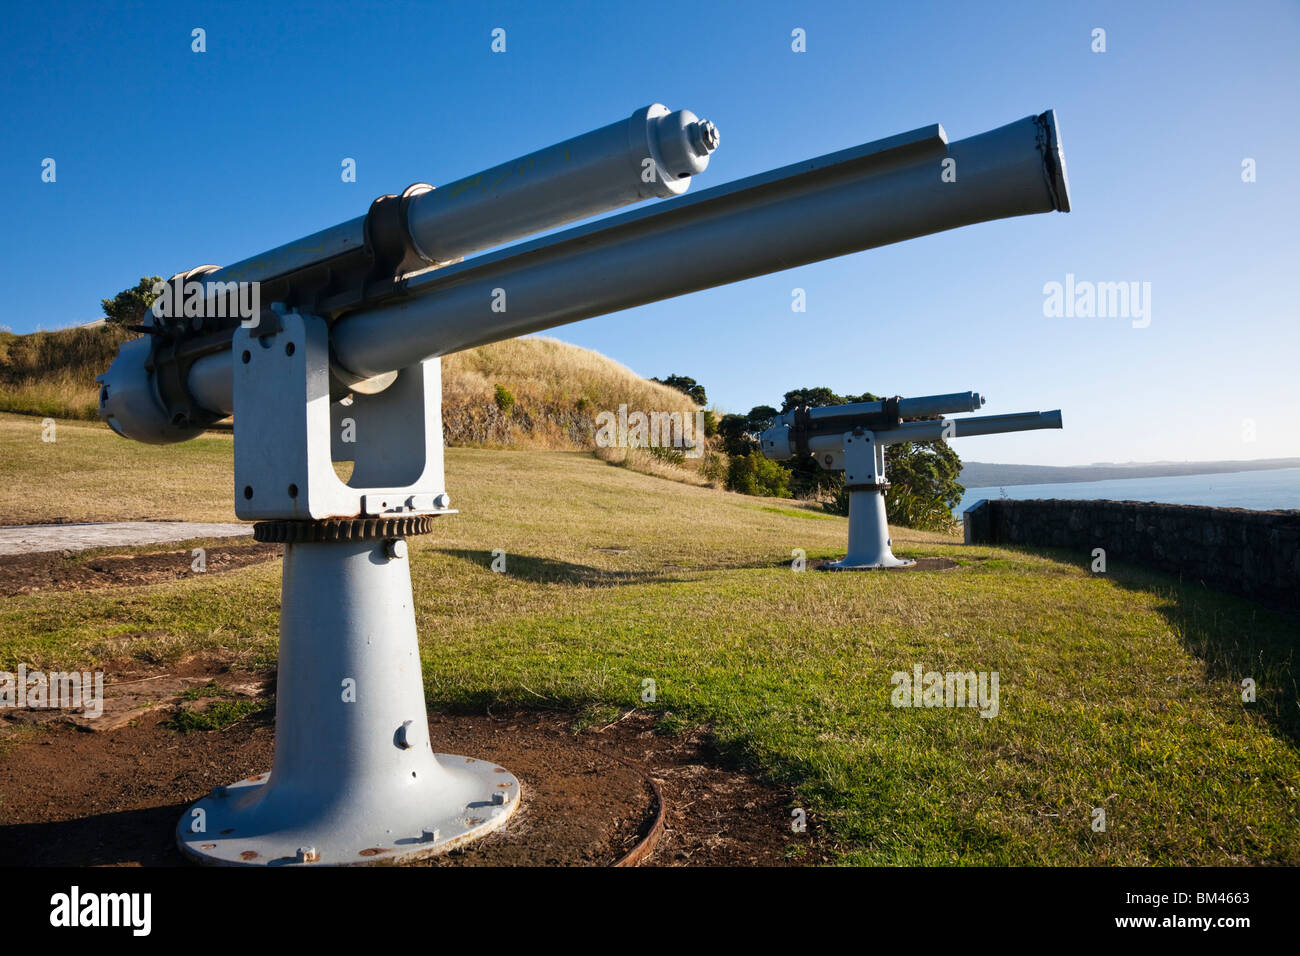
[493,383,515,416]
[699,450,727,485]
[726,451,791,498]
[648,444,686,466]
[702,408,717,437]
[885,484,956,531]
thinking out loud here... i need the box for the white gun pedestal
[822,429,914,570]
[178,308,518,865]
[824,487,915,570]
[177,534,519,865]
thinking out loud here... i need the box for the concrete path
[0,522,252,557]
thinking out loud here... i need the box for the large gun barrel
[332,111,1068,377]
[200,104,718,288]
[100,107,1069,441]
[877,408,1063,445]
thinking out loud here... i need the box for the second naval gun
[759,392,1063,568]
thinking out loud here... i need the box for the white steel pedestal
[177,536,520,865]
[822,488,915,570]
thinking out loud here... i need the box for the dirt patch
[0,661,830,867]
[0,668,270,734]
[0,542,281,597]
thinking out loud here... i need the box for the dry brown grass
[593,444,716,487]
[0,325,135,420]
[441,336,700,450]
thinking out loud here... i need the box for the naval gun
[95,103,1071,865]
[758,392,1063,569]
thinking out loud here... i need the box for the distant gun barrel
[760,401,1061,461]
[825,391,985,422]
[876,408,1063,445]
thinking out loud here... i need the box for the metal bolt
[492,791,508,806]
[420,829,440,843]
[690,119,720,154]
[296,846,319,863]
[385,539,408,560]
[433,492,451,509]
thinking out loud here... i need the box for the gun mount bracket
[253,514,441,544]
[843,482,889,493]
[363,183,437,288]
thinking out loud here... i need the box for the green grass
[1,414,1297,864]
[165,697,267,733]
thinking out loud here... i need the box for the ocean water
[955,467,1300,515]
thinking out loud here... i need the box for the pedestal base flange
[821,556,917,571]
[177,754,520,866]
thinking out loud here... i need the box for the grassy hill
[0,324,135,421]
[0,325,699,453]
[2,411,1297,864]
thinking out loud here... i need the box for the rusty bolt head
[296,846,319,863]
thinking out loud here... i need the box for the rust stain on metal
[240,850,259,861]
[359,847,391,857]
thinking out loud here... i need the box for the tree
[880,440,964,530]
[101,277,163,327]
[717,404,777,456]
[653,373,707,405]
[781,386,880,412]
[780,386,845,412]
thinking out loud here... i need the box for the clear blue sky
[3,0,1297,466]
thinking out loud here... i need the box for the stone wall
[963,498,1300,609]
